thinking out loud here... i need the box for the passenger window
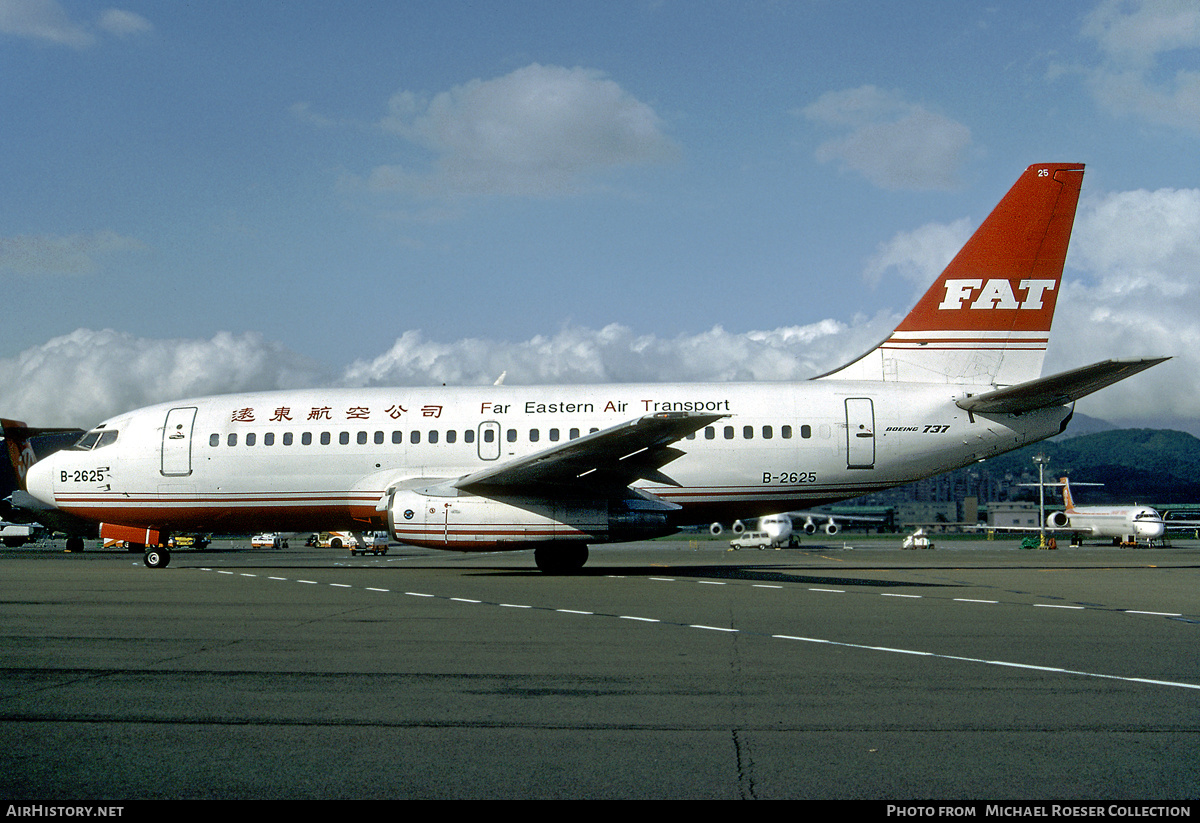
[446,430,457,444]
[724,426,734,440]
[705,427,715,440]
[264,432,274,446]
[743,426,753,440]
[411,431,421,444]
[302,432,312,446]
[801,425,812,439]
[357,431,367,445]
[283,432,293,446]
[227,433,237,447]
[209,434,219,447]
[762,426,772,439]
[374,431,384,445]
[464,430,474,444]
[246,433,256,446]
[507,429,517,443]
[339,432,350,445]
[392,431,402,444]
[569,428,580,439]
[428,430,439,444]
[320,432,331,445]
[483,429,495,443]
[529,429,539,443]
[782,425,792,439]
[550,428,560,442]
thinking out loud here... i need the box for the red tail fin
[819,163,1085,386]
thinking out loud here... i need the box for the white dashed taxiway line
[196,566,1199,691]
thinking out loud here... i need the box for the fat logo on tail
[819,163,1085,387]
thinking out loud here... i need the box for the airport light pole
[1032,453,1049,549]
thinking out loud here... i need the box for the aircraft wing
[783,509,886,523]
[454,411,725,494]
[956,358,1170,415]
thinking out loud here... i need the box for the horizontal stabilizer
[955,357,1169,415]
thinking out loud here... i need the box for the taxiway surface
[2,538,1197,800]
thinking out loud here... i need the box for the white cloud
[339,321,885,389]
[800,86,972,190]
[3,187,1198,431]
[1079,0,1200,132]
[0,330,331,427]
[1048,186,1200,419]
[864,217,974,293]
[0,0,150,47]
[0,231,144,276]
[0,0,92,47]
[97,8,151,37]
[367,63,678,197]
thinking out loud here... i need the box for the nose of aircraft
[24,458,57,509]
[1136,515,1165,540]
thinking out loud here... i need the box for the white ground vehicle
[901,529,933,550]
[350,532,391,556]
[729,531,782,550]
[0,522,39,547]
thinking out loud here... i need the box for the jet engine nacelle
[731,519,746,534]
[823,519,840,536]
[802,517,817,535]
[709,522,723,536]
[388,489,675,550]
[1046,511,1070,529]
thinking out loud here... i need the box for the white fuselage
[25,380,1071,550]
[1061,506,1165,542]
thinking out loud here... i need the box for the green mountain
[978,428,1200,505]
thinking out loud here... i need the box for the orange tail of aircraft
[819,163,1085,387]
[1060,477,1076,512]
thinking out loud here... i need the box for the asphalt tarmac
[1,536,1197,800]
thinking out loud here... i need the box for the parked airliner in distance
[1048,477,1167,546]
[709,509,884,544]
[19,164,1168,571]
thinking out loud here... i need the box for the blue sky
[2,0,1200,431]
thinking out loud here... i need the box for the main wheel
[144,548,171,568]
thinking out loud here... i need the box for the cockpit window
[72,426,118,451]
[73,431,101,450]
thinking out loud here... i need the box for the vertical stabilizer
[1060,477,1076,512]
[818,163,1085,386]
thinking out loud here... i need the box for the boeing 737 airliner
[19,164,1168,571]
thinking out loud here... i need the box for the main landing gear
[533,543,589,574]
[135,544,170,568]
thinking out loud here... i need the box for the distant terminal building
[895,501,958,531]
[988,502,1043,530]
